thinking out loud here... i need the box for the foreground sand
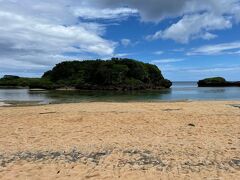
[0,101,239,179]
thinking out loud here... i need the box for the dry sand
[0,101,239,179]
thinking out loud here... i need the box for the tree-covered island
[198,77,240,87]
[0,58,172,90]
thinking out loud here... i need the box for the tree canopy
[198,77,240,87]
[0,58,172,90]
[42,58,172,90]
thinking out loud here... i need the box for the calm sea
[0,82,240,105]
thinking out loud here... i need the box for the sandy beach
[0,101,239,179]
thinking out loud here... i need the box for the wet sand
[0,101,239,179]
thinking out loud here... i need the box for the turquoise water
[0,82,240,104]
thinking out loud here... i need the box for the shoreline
[0,101,240,179]
[0,101,10,107]
[1,99,240,107]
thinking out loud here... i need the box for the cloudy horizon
[0,0,240,81]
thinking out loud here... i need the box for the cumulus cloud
[147,13,232,43]
[1,0,240,76]
[90,0,240,22]
[88,0,204,22]
[0,10,115,54]
[187,42,240,55]
[75,0,240,48]
[0,0,117,76]
[140,0,240,43]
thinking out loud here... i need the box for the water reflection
[42,89,173,103]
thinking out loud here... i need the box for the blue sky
[0,0,240,81]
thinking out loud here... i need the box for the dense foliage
[0,58,172,90]
[0,75,54,89]
[42,58,172,90]
[198,77,240,87]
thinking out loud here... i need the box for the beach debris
[1,149,239,173]
[162,108,181,111]
[229,104,240,109]
[188,123,195,127]
[85,173,100,179]
[120,150,165,169]
[0,149,164,170]
[0,149,111,167]
[229,159,240,168]
[39,112,57,115]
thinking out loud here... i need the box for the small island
[198,77,240,87]
[0,58,172,90]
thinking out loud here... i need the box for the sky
[0,0,240,81]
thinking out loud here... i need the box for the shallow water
[0,82,240,105]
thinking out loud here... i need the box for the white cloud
[0,0,117,76]
[188,42,240,55]
[137,0,240,43]
[151,58,184,64]
[154,51,164,55]
[114,53,132,57]
[89,0,240,24]
[147,13,232,43]
[1,0,240,77]
[201,32,218,40]
[160,64,240,73]
[74,7,138,20]
[172,48,185,52]
[186,66,240,73]
[120,38,139,47]
[234,50,240,54]
[121,39,131,47]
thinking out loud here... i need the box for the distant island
[0,58,172,90]
[198,77,240,87]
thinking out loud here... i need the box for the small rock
[229,104,240,109]
[188,123,195,127]
[230,159,240,166]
